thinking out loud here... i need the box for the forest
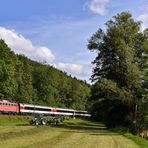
[0,39,90,110]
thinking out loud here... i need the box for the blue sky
[0,0,148,83]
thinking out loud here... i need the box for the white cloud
[138,14,148,30]
[87,0,110,15]
[0,26,55,63]
[0,27,86,78]
[57,62,83,74]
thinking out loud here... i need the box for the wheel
[35,122,39,125]
[41,120,46,125]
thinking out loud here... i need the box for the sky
[0,0,148,83]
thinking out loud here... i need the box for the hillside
[0,39,90,110]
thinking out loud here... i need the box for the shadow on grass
[13,119,120,136]
[16,123,30,126]
[54,121,120,136]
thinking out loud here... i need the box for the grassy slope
[0,116,144,148]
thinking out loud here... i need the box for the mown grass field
[0,115,147,148]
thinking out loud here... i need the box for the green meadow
[0,115,147,148]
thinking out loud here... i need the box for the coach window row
[0,103,16,106]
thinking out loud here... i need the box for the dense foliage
[88,12,148,133]
[0,40,90,110]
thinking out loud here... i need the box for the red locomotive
[0,100,19,114]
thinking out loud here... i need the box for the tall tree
[88,12,148,130]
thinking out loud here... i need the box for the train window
[25,106,51,112]
[56,110,74,113]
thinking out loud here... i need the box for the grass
[0,115,145,148]
[125,133,148,148]
[0,115,30,125]
[110,127,148,148]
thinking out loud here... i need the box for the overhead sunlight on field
[0,116,140,148]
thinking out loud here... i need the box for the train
[0,100,91,117]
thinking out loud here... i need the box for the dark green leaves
[0,40,90,110]
[88,12,148,130]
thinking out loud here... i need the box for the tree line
[0,40,90,110]
[88,12,148,134]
